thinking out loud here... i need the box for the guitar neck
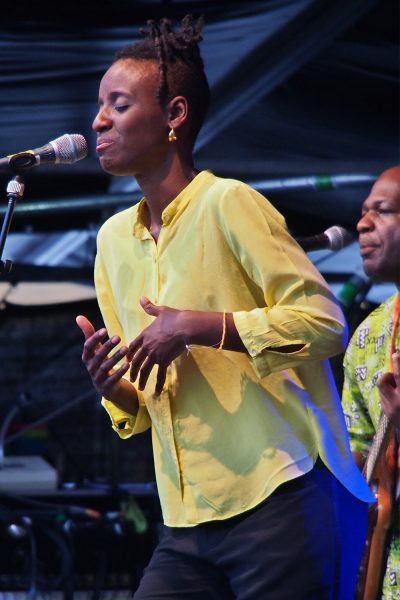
[364,413,391,484]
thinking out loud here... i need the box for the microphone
[0,133,88,174]
[296,225,354,252]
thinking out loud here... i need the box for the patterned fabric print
[383,536,400,599]
[342,293,400,599]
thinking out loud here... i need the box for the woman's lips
[96,139,113,152]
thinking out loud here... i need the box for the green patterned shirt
[342,292,400,599]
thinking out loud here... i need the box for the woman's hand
[76,314,130,399]
[127,297,188,395]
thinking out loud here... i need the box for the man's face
[92,58,169,177]
[357,167,400,285]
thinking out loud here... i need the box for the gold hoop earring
[168,128,177,143]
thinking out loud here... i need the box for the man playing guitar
[342,165,400,599]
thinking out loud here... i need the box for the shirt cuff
[101,389,151,438]
[233,309,308,379]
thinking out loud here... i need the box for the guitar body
[356,423,398,600]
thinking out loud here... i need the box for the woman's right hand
[76,314,130,399]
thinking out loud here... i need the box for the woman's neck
[138,161,198,238]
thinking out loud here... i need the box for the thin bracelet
[216,311,227,353]
[186,311,227,355]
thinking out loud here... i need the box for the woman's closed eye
[114,104,130,113]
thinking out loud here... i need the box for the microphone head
[50,133,88,164]
[324,225,354,251]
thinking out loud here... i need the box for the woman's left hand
[127,296,188,395]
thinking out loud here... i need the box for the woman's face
[92,58,170,177]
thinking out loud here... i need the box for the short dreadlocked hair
[114,15,210,144]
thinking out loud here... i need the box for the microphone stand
[0,175,25,275]
[0,153,36,276]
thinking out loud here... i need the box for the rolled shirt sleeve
[101,386,151,438]
[214,181,348,378]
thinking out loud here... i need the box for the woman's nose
[92,107,111,133]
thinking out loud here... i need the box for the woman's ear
[167,96,189,131]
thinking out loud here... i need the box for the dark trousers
[133,459,368,599]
